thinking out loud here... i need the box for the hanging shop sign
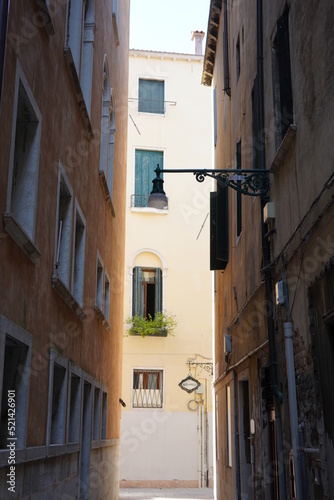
[178,374,201,394]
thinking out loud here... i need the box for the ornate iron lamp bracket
[154,166,270,201]
[187,361,213,376]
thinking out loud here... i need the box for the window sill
[52,274,87,320]
[130,207,169,215]
[99,170,116,217]
[35,0,55,36]
[94,305,111,333]
[64,46,94,139]
[0,444,79,467]
[138,110,166,116]
[112,13,120,46]
[270,124,297,173]
[130,329,168,338]
[3,213,41,262]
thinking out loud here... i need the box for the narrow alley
[119,488,214,500]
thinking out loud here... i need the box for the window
[99,56,115,212]
[80,379,92,499]
[67,368,81,444]
[72,202,86,307]
[0,317,32,450]
[101,391,108,439]
[133,149,164,208]
[54,165,73,288]
[64,0,95,131]
[132,267,162,319]
[236,36,240,82]
[92,386,101,441]
[226,384,232,467]
[138,79,165,114]
[47,351,68,445]
[95,254,104,311]
[132,369,163,408]
[104,273,110,321]
[4,62,42,261]
[94,253,111,325]
[52,170,86,319]
[210,184,229,270]
[112,0,119,45]
[272,8,293,145]
[251,76,260,169]
[236,141,242,238]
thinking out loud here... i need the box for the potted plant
[126,312,177,338]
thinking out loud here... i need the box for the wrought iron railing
[132,370,163,408]
[132,389,162,408]
[131,194,168,209]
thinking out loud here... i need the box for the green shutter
[138,79,164,114]
[154,268,162,315]
[133,267,143,316]
[135,150,164,207]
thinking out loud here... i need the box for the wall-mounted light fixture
[147,165,270,209]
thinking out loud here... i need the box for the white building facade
[120,40,214,488]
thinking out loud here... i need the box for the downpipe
[257,0,286,496]
[284,322,303,499]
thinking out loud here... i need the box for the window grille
[132,370,163,408]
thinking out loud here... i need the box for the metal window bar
[129,97,177,115]
[133,370,163,408]
[131,194,168,209]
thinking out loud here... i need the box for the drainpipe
[284,322,302,499]
[257,0,286,498]
[281,261,303,499]
[201,404,205,487]
[198,404,202,488]
[233,370,241,500]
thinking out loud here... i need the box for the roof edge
[201,0,223,86]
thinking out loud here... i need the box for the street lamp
[147,165,270,208]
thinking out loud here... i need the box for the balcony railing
[131,194,168,209]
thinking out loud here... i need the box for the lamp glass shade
[147,192,168,209]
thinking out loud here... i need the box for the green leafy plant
[126,312,177,338]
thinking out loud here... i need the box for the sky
[130,0,211,55]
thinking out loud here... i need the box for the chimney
[191,31,205,55]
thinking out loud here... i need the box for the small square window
[138,79,165,114]
[132,369,163,408]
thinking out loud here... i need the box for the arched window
[99,56,115,205]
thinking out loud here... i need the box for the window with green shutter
[134,149,164,207]
[132,267,162,318]
[138,79,165,114]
